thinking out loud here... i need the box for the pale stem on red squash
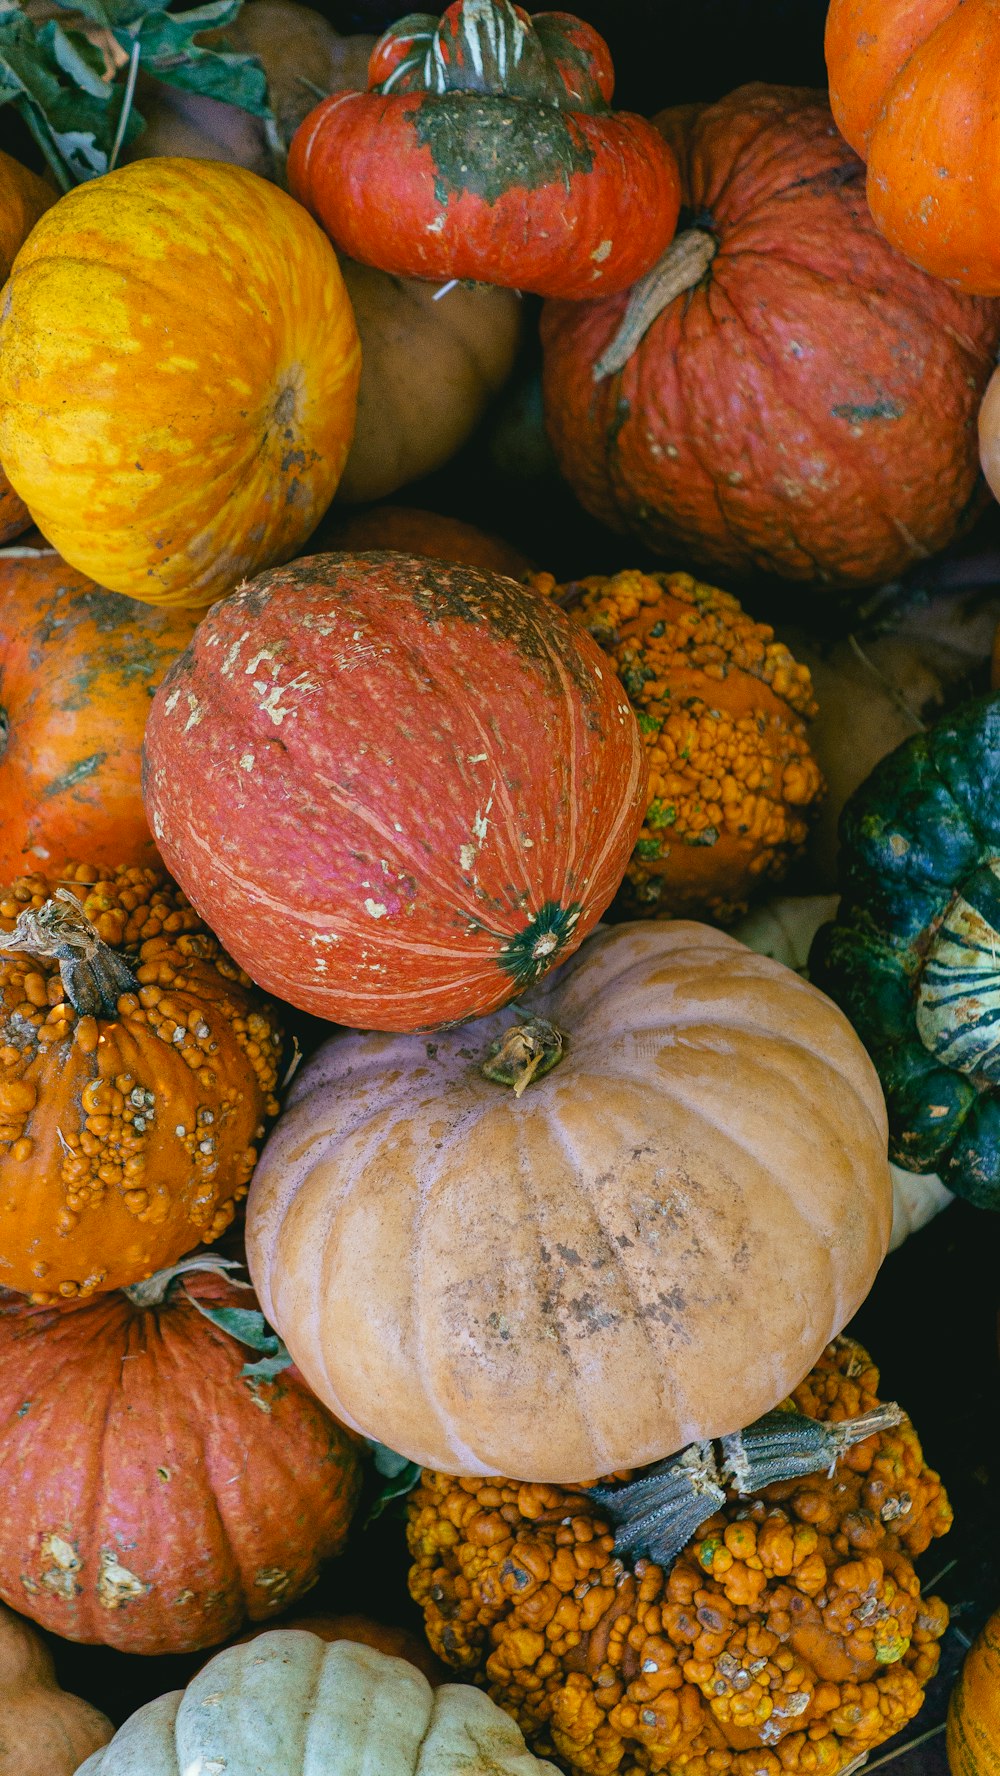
[594,227,718,380]
[0,890,138,1017]
[123,1253,252,1308]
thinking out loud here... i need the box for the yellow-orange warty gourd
[0,159,360,609]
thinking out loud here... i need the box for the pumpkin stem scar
[592,1402,905,1568]
[594,227,718,380]
[482,1015,565,1095]
[0,889,138,1016]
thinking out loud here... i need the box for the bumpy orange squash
[0,152,55,547]
[0,549,198,878]
[947,1607,1000,1776]
[0,159,360,608]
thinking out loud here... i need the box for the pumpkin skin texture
[0,153,55,548]
[77,1633,561,1775]
[335,260,523,503]
[980,364,1000,507]
[810,697,1000,1210]
[948,1608,1000,1776]
[315,504,535,578]
[143,553,646,1031]
[0,863,282,1299]
[236,1612,446,1684]
[0,1601,112,1773]
[0,159,360,609]
[246,920,892,1481]
[533,568,824,921]
[0,1269,362,1653]
[0,550,198,879]
[409,1338,952,1776]
[288,0,681,301]
[826,0,1000,293]
[540,84,1000,592]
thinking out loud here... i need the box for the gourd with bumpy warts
[0,863,282,1298]
[532,568,823,921]
[409,1338,952,1776]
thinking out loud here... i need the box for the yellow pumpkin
[948,1608,1000,1776]
[0,159,360,608]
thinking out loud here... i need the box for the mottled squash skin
[0,864,282,1298]
[0,550,198,878]
[0,152,55,547]
[409,1339,951,1776]
[811,697,1000,1209]
[0,160,360,608]
[541,84,1000,592]
[143,553,646,1031]
[826,0,1000,293]
[0,1269,361,1654]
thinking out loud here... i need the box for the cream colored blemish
[245,647,279,676]
[38,1533,82,1599]
[591,239,613,262]
[164,687,181,716]
[239,753,255,772]
[364,899,388,918]
[459,844,477,872]
[98,1549,150,1609]
[467,753,488,764]
[221,631,250,676]
[184,693,204,732]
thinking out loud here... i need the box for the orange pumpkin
[826,0,1000,292]
[947,1607,1000,1776]
[0,548,198,879]
[0,863,282,1300]
[314,506,535,579]
[0,152,55,547]
[0,159,360,608]
[0,1602,112,1773]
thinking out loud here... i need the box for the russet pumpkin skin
[143,553,646,1031]
[0,864,282,1299]
[315,505,535,579]
[0,1271,362,1654]
[246,920,892,1481]
[0,550,198,878]
[0,159,360,609]
[948,1608,1000,1776]
[288,0,681,301]
[0,152,56,548]
[826,0,1000,293]
[0,1602,112,1775]
[540,84,1000,590]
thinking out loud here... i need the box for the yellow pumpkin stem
[482,1016,565,1097]
[0,889,138,1016]
[594,227,718,380]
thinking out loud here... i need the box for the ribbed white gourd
[76,1633,560,1776]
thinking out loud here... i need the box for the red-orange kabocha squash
[0,153,55,547]
[143,553,646,1031]
[0,1261,361,1653]
[826,0,1000,293]
[0,863,282,1300]
[316,506,535,579]
[0,549,198,879]
[541,84,1000,592]
[288,0,681,300]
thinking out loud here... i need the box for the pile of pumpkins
[0,0,998,1772]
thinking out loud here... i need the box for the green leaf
[182,1293,293,1379]
[38,21,108,98]
[365,1447,422,1525]
[113,4,270,117]
[367,1439,415,1480]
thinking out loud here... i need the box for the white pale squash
[247,920,893,1482]
[76,1633,559,1776]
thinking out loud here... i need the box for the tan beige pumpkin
[0,1602,112,1772]
[77,1632,560,1775]
[247,920,892,1482]
[947,1607,1000,1776]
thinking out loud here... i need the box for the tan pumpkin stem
[482,1016,564,1097]
[123,1254,252,1307]
[594,228,718,381]
[0,890,138,1017]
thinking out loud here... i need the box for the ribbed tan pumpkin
[247,920,892,1481]
[77,1632,560,1775]
[0,1602,111,1773]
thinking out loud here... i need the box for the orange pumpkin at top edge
[0,152,56,546]
[826,0,1000,292]
[0,549,198,879]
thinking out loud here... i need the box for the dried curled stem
[0,889,139,1016]
[482,1016,565,1097]
[594,227,718,380]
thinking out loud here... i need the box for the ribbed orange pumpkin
[541,84,1000,592]
[0,159,360,608]
[826,0,1000,293]
[947,1608,1000,1776]
[0,1263,362,1653]
[315,506,534,579]
[0,863,282,1300]
[0,550,198,879]
[0,152,55,547]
